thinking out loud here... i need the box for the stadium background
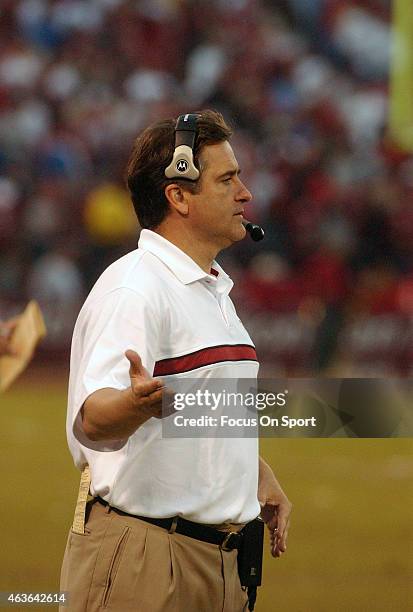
[0,1,412,610]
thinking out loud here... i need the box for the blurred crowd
[0,0,412,375]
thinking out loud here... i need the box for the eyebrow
[216,168,241,180]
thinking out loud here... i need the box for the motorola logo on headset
[176,159,189,173]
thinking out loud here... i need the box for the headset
[165,113,264,242]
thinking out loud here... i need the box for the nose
[236,178,252,203]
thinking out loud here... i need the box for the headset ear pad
[165,145,200,180]
[165,114,200,181]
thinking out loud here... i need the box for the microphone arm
[242,219,265,242]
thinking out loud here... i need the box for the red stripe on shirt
[153,344,257,376]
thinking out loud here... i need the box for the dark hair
[126,109,232,229]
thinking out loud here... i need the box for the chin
[221,227,246,248]
[232,223,247,243]
[214,222,246,250]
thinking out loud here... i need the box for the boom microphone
[242,219,265,242]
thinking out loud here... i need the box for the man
[61,110,291,611]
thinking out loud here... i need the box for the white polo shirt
[67,229,260,524]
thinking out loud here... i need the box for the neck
[154,223,218,274]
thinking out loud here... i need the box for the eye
[223,177,232,183]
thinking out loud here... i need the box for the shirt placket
[210,278,231,327]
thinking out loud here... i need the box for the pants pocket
[101,526,131,608]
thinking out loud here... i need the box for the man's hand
[125,349,165,418]
[0,318,18,357]
[82,349,175,442]
[258,457,292,558]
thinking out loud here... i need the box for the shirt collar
[138,229,233,291]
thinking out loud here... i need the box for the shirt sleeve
[68,287,162,450]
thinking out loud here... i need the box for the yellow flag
[389,1,413,151]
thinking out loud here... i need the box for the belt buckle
[221,531,239,551]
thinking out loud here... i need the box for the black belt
[95,496,243,551]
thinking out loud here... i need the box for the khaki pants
[60,499,249,612]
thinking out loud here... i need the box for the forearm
[259,456,286,493]
[259,456,273,482]
[82,387,152,441]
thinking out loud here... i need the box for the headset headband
[165,113,200,181]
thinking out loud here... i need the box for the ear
[164,183,190,215]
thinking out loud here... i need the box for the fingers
[270,529,279,557]
[130,374,169,418]
[125,350,175,420]
[270,517,290,558]
[280,518,290,551]
[263,509,278,532]
[0,337,10,356]
[138,385,179,419]
[133,377,164,400]
[276,502,290,540]
[0,328,16,357]
[136,387,164,417]
[2,318,19,331]
[270,529,282,557]
[264,499,291,558]
[0,324,11,339]
[125,349,152,384]
[125,349,146,379]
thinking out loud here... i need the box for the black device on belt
[237,518,264,611]
[95,497,264,611]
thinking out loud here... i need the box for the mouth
[234,211,244,216]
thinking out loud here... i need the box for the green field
[1,369,412,611]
